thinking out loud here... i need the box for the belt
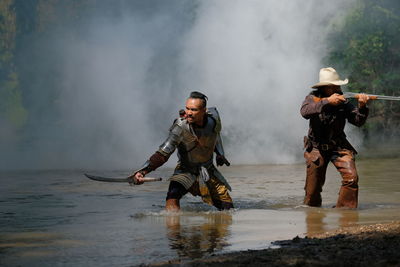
[319,143,334,151]
[177,160,213,174]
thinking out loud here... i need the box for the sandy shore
[148,221,400,266]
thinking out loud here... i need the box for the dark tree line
[326,0,400,141]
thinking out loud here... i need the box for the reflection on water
[0,158,399,266]
[304,208,359,236]
[165,212,232,259]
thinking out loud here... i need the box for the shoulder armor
[159,118,187,155]
[169,118,188,134]
[170,122,183,136]
[207,107,221,133]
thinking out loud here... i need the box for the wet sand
[151,221,400,266]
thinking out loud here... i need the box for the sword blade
[84,173,162,183]
[84,173,130,182]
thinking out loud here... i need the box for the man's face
[185,98,206,125]
[322,85,341,96]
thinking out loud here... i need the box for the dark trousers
[303,148,359,208]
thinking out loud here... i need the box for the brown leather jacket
[300,94,369,153]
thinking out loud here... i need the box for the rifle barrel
[343,92,400,101]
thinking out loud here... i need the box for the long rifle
[343,92,400,101]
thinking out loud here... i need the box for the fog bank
[1,0,357,170]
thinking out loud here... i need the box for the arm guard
[134,121,183,175]
[138,152,169,174]
[158,121,183,156]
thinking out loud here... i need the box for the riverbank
[151,221,400,266]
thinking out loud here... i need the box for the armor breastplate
[177,117,217,165]
[158,108,222,167]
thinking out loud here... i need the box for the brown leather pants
[303,148,359,208]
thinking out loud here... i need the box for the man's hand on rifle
[357,93,370,108]
[327,93,346,106]
[216,154,231,166]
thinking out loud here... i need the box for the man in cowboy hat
[300,67,370,208]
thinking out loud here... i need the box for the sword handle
[142,177,162,182]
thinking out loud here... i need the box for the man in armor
[301,67,370,208]
[132,91,233,211]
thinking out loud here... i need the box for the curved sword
[84,173,162,183]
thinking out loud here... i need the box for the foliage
[327,0,400,139]
[0,0,27,130]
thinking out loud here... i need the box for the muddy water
[0,158,399,266]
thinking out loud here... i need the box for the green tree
[0,0,27,130]
[327,0,400,140]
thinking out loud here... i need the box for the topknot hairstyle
[189,91,208,107]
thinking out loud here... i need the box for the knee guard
[166,181,188,200]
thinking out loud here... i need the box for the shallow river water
[1,158,399,266]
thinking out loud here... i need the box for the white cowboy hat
[311,67,348,88]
